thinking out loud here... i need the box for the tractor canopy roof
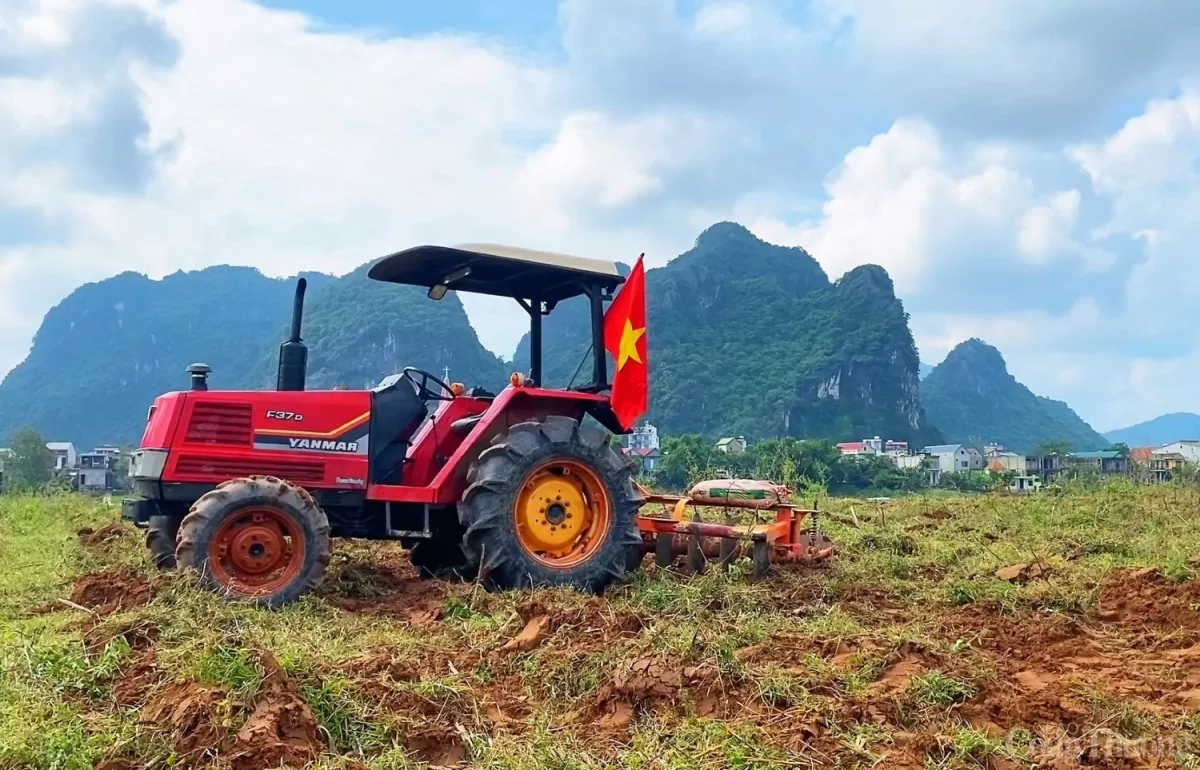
[368,243,624,304]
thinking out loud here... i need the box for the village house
[625,422,659,453]
[622,447,661,473]
[1024,453,1063,483]
[923,444,973,473]
[76,451,119,492]
[1155,440,1200,462]
[836,441,876,456]
[1066,450,1128,475]
[1148,452,1186,483]
[985,448,1026,473]
[715,436,747,454]
[46,442,77,471]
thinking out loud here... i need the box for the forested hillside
[0,267,334,449]
[512,222,942,444]
[920,338,1110,452]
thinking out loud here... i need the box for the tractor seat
[368,374,429,484]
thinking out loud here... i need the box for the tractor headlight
[130,449,168,480]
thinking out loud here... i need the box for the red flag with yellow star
[603,254,648,430]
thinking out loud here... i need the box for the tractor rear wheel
[145,515,180,570]
[458,416,643,594]
[176,476,331,607]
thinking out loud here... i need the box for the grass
[1,481,1199,768]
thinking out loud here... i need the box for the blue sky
[2,0,1200,432]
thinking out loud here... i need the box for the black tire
[625,544,646,573]
[410,537,479,581]
[176,476,331,607]
[146,515,180,570]
[458,415,643,594]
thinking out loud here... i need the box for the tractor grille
[184,401,253,446]
[175,456,326,484]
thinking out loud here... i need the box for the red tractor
[123,243,834,606]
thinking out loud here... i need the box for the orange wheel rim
[514,459,612,568]
[207,506,305,596]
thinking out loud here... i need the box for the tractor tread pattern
[175,475,331,607]
[457,416,644,594]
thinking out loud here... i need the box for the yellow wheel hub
[514,460,611,567]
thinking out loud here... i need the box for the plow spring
[631,488,836,578]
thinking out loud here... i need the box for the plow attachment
[631,484,836,578]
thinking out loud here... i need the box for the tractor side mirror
[428,284,448,301]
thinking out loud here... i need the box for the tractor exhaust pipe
[276,277,308,391]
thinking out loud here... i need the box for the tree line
[647,435,1002,494]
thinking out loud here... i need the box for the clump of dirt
[77,522,128,547]
[139,650,323,769]
[112,650,164,708]
[227,653,324,770]
[141,681,230,764]
[82,617,159,657]
[1093,566,1200,646]
[70,570,152,614]
[994,562,1051,583]
[497,614,553,654]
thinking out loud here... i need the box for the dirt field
[3,481,1200,768]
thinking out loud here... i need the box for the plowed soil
[9,487,1200,768]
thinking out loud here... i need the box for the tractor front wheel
[176,476,331,607]
[458,416,643,594]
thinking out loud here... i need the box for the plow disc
[631,483,836,579]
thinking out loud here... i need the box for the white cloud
[741,120,1093,294]
[3,0,1200,434]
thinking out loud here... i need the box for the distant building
[836,441,876,456]
[1149,452,1187,484]
[715,437,747,454]
[1154,441,1200,463]
[923,444,972,473]
[626,422,660,453]
[1024,453,1063,482]
[965,447,985,470]
[985,450,1025,473]
[46,442,77,471]
[622,447,661,473]
[1009,475,1042,494]
[838,436,908,457]
[1066,450,1128,475]
[76,451,119,492]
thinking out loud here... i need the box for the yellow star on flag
[616,319,645,370]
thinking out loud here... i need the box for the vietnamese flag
[603,254,648,430]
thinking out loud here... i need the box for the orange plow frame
[630,484,836,577]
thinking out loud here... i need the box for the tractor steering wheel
[401,367,457,402]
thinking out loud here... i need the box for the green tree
[1034,441,1071,456]
[3,427,54,493]
[1111,442,1130,457]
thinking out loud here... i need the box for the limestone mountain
[919,338,1109,453]
[0,266,335,450]
[0,260,509,450]
[512,222,941,445]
